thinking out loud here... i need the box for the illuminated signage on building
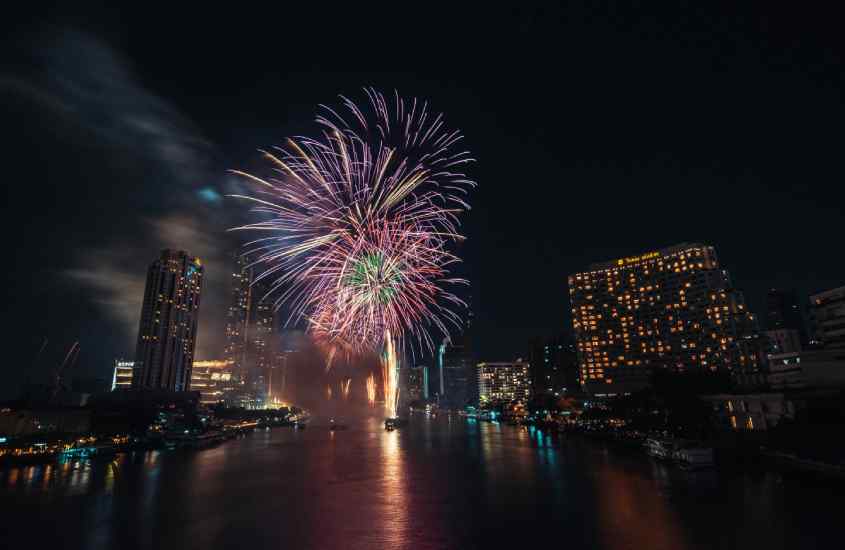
[616,251,661,266]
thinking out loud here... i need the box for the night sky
[3,4,845,398]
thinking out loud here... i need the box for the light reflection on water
[0,417,839,550]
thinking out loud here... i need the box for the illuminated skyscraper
[568,243,761,395]
[223,253,278,406]
[134,250,204,391]
[224,253,252,383]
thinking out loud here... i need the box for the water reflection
[592,453,690,550]
[0,420,840,550]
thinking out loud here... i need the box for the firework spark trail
[231,88,475,356]
[381,333,400,419]
[340,378,352,400]
[366,372,377,407]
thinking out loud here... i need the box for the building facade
[568,243,762,395]
[224,253,252,383]
[765,328,802,355]
[111,360,134,390]
[134,250,204,391]
[477,361,531,405]
[223,254,279,407]
[407,365,427,402]
[529,334,579,396]
[437,337,475,408]
[765,288,807,341]
[190,360,235,406]
[810,286,845,349]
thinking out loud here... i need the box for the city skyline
[5,6,845,398]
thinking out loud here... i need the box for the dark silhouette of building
[529,334,579,396]
[810,285,845,349]
[134,250,204,391]
[437,338,474,408]
[766,288,807,343]
[569,243,762,395]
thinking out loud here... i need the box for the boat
[384,417,405,430]
[329,419,348,431]
[674,444,714,470]
[645,438,678,460]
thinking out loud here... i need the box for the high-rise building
[223,254,279,406]
[224,253,252,384]
[134,250,203,391]
[111,360,134,390]
[568,243,762,395]
[248,277,276,402]
[477,361,531,405]
[810,286,845,349]
[529,334,579,396]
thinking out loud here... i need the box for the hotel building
[477,361,532,404]
[568,243,761,395]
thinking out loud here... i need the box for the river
[0,414,839,549]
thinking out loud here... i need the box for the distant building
[765,288,807,342]
[765,329,802,355]
[703,393,795,431]
[223,253,278,406]
[224,253,252,383]
[437,337,475,408]
[766,352,804,391]
[477,361,531,404]
[407,366,426,402]
[111,360,134,390]
[529,334,578,396]
[134,250,204,391]
[568,243,762,396]
[810,286,845,349]
[190,360,235,406]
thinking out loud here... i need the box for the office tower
[111,360,134,390]
[810,286,845,349]
[134,250,203,391]
[477,361,531,404]
[568,243,761,395]
[529,334,579,396]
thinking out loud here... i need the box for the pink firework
[231,88,474,354]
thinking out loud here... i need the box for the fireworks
[231,88,475,355]
[366,372,377,407]
[381,333,400,418]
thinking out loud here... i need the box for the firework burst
[231,88,474,355]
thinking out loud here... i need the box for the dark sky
[3,4,845,397]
